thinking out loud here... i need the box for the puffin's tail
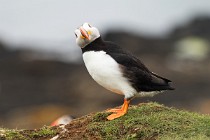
[151,72,175,90]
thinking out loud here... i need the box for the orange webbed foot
[107,110,126,120]
[106,99,130,120]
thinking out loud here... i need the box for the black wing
[105,42,174,92]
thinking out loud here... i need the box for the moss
[87,102,210,140]
[0,126,57,140]
[29,126,56,138]
[0,128,28,140]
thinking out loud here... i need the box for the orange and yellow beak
[80,27,90,40]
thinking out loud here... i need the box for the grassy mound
[60,102,210,140]
[1,102,210,140]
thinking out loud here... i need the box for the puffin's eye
[88,24,92,28]
[75,33,78,38]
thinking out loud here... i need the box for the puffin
[51,115,74,126]
[74,23,174,120]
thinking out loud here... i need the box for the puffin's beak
[80,27,90,40]
[51,120,58,126]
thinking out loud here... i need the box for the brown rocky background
[0,16,210,129]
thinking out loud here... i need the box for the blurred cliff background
[0,0,210,129]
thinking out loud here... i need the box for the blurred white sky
[0,0,210,59]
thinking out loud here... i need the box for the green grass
[87,102,210,140]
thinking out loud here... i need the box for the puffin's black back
[82,37,174,92]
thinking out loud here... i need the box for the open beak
[80,27,90,40]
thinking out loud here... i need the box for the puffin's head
[51,115,73,126]
[74,22,100,48]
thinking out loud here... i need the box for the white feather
[83,51,136,99]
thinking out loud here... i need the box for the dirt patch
[56,112,108,140]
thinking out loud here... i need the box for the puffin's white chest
[82,51,136,98]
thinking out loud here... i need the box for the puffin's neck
[82,37,105,53]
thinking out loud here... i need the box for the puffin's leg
[106,99,130,120]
